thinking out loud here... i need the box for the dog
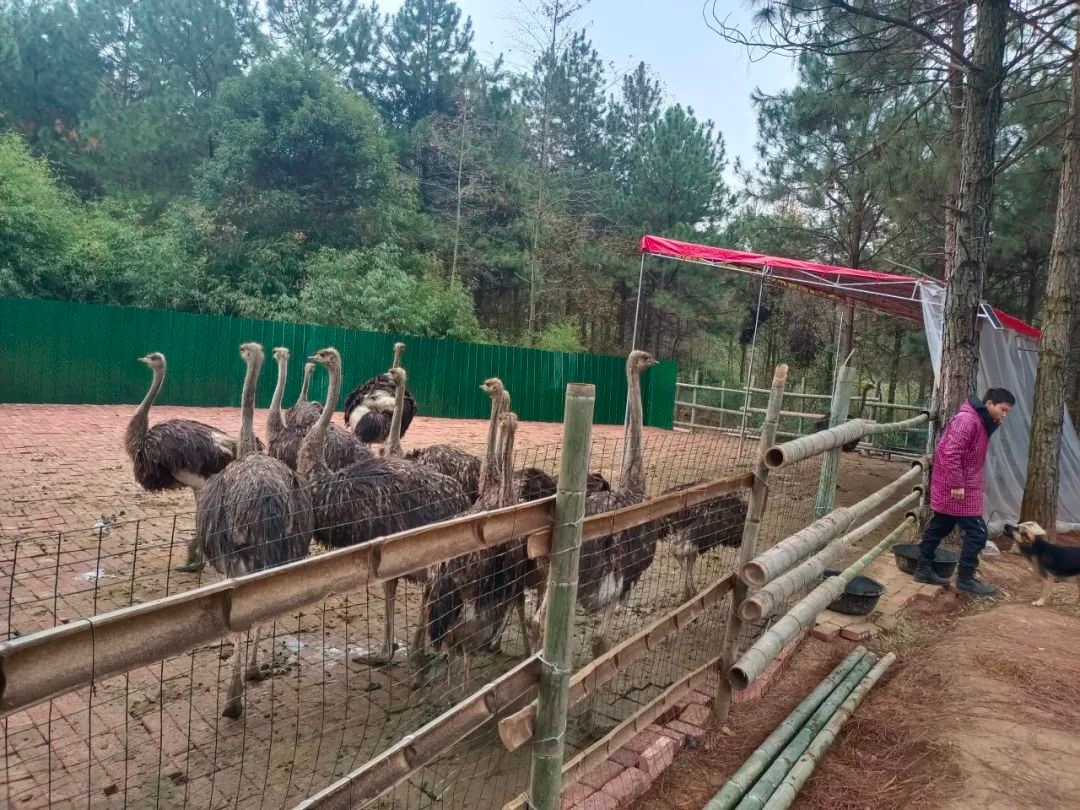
[1002,521,1080,606]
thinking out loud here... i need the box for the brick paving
[0,403,911,810]
[0,403,770,810]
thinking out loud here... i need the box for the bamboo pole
[498,573,735,752]
[704,647,868,810]
[713,364,789,727]
[814,365,855,519]
[527,382,594,810]
[760,653,897,810]
[765,412,931,468]
[742,461,925,588]
[294,655,541,810]
[730,517,913,690]
[739,490,922,621]
[732,652,878,810]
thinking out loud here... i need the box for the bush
[534,322,584,353]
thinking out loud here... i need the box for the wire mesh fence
[0,385,927,810]
[0,425,778,810]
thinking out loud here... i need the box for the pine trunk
[942,1,968,277]
[1020,15,1080,528]
[939,0,1008,421]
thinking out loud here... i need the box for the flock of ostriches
[123,342,747,719]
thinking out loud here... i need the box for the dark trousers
[919,511,988,573]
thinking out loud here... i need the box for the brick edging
[558,630,809,809]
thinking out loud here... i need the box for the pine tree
[379,0,475,127]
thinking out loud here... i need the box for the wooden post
[714,363,788,725]
[690,370,700,432]
[814,365,855,519]
[527,383,594,810]
[797,377,806,436]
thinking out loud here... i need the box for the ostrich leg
[174,535,206,573]
[245,625,265,682]
[222,633,246,719]
[514,596,530,656]
[681,552,699,602]
[354,578,400,665]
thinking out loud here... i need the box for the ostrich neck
[296,365,312,405]
[300,362,339,479]
[126,366,164,454]
[385,374,406,457]
[478,392,503,496]
[498,424,516,506]
[239,355,262,456]
[268,356,287,438]
[619,367,645,499]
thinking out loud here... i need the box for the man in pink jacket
[915,388,1015,596]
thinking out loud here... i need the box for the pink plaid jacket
[929,401,990,517]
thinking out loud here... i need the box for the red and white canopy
[639,234,1040,340]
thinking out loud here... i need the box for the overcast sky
[381,0,797,185]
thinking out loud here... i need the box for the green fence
[0,298,677,427]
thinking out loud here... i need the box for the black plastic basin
[891,543,960,578]
[822,569,884,616]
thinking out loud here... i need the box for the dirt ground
[0,403,910,810]
[634,548,1080,810]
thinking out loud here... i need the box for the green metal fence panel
[0,298,678,427]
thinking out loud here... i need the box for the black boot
[955,567,997,597]
[913,560,950,586]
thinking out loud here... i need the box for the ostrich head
[240,342,264,365]
[627,350,658,375]
[392,342,406,368]
[139,352,166,371]
[480,377,504,400]
[309,347,342,372]
[273,346,290,362]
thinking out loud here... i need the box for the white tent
[919,282,1080,525]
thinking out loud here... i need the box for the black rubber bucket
[822,569,884,616]
[891,543,960,578]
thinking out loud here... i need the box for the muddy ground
[634,546,1080,810]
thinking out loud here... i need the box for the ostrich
[531,350,660,656]
[125,351,261,573]
[193,342,313,719]
[515,469,611,502]
[299,349,471,666]
[126,352,248,492]
[267,348,370,471]
[425,411,531,683]
[813,381,877,452]
[286,360,321,430]
[658,485,749,600]
[343,342,417,444]
[380,369,483,501]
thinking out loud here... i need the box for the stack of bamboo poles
[707,647,895,810]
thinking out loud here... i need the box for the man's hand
[950,488,965,501]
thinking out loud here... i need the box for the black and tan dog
[1002,521,1080,606]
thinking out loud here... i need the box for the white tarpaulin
[919,281,1080,524]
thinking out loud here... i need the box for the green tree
[267,0,362,72]
[623,104,730,231]
[195,57,394,247]
[379,0,475,127]
[299,245,484,338]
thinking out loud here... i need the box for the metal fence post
[714,364,788,725]
[527,383,594,810]
[690,370,700,432]
[813,365,855,519]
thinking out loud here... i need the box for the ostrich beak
[138,356,152,365]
